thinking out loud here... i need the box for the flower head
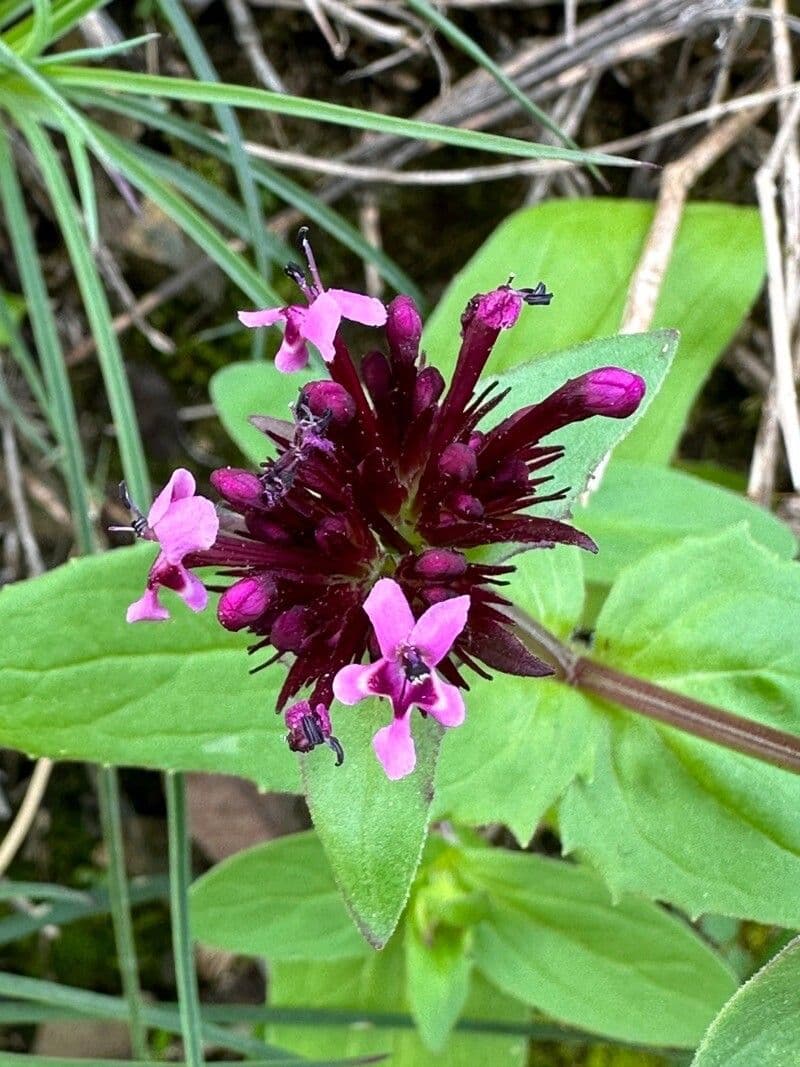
[333,579,469,779]
[238,229,386,372]
[122,234,646,778]
[124,469,219,622]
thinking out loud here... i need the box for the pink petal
[363,578,415,659]
[275,335,310,373]
[176,567,208,613]
[301,291,342,362]
[153,496,219,565]
[419,672,465,728]
[327,289,387,327]
[237,307,286,328]
[332,661,383,705]
[148,468,196,527]
[126,586,169,623]
[373,714,416,780]
[409,595,470,666]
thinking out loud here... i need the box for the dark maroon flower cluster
[185,285,642,722]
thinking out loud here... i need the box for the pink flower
[238,289,387,373]
[333,578,470,780]
[126,469,219,623]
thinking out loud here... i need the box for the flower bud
[412,366,445,417]
[386,295,422,365]
[580,367,646,417]
[315,515,352,554]
[301,381,356,425]
[245,512,292,543]
[449,491,484,519]
[285,700,331,751]
[217,575,275,631]
[438,443,477,483]
[271,605,311,652]
[362,350,392,404]
[211,468,264,509]
[414,548,468,579]
[462,287,523,333]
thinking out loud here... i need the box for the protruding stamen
[327,735,345,766]
[118,481,148,538]
[298,226,324,294]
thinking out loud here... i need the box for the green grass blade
[64,125,98,246]
[18,118,150,504]
[0,973,310,1061]
[0,1,33,32]
[164,773,204,1067]
[16,0,51,58]
[73,90,423,302]
[0,875,169,947]
[0,880,91,903]
[4,0,111,52]
[37,32,159,65]
[403,0,599,180]
[45,66,644,168]
[0,128,94,550]
[89,123,279,305]
[0,285,50,417]
[157,0,273,359]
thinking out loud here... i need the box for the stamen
[298,226,324,294]
[327,735,345,766]
[118,481,149,538]
[518,281,553,306]
[401,647,431,683]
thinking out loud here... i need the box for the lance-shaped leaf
[560,527,800,927]
[303,702,442,949]
[0,545,298,792]
[461,847,737,1048]
[190,831,369,960]
[692,937,800,1067]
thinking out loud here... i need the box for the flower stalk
[508,606,800,775]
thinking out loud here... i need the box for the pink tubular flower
[125,469,219,623]
[333,579,470,780]
[238,232,386,372]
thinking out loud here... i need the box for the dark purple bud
[438,443,478,484]
[580,367,646,417]
[492,457,529,491]
[468,431,485,450]
[362,350,392,404]
[302,381,356,425]
[284,700,344,765]
[211,468,264,509]
[450,492,484,519]
[386,295,422,365]
[412,366,445,417]
[315,515,351,554]
[271,605,311,652]
[217,575,275,631]
[245,512,292,543]
[414,548,468,579]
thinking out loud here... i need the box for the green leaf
[190,831,369,961]
[559,527,800,926]
[405,918,472,1052]
[483,331,678,519]
[269,940,528,1067]
[302,701,442,949]
[0,545,299,792]
[461,847,737,1048]
[433,546,595,843]
[692,937,800,1067]
[575,460,797,585]
[210,360,316,465]
[424,199,765,464]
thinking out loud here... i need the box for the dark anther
[284,262,306,285]
[301,711,325,747]
[401,647,431,683]
[296,225,310,248]
[118,481,148,537]
[519,282,553,306]
[327,735,345,767]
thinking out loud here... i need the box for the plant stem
[164,772,204,1067]
[508,608,800,775]
[95,766,149,1060]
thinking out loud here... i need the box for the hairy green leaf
[462,847,737,1048]
[191,831,368,960]
[560,528,800,926]
[303,702,441,949]
[692,937,800,1067]
[0,546,298,792]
